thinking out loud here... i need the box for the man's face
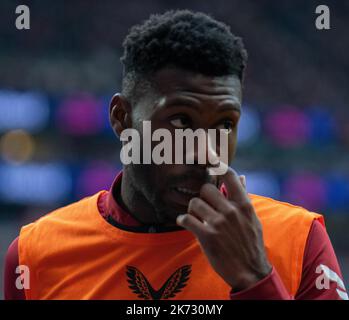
[126,67,242,224]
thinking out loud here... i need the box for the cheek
[146,164,170,186]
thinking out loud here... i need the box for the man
[4,10,347,300]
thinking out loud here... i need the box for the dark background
[0,0,348,299]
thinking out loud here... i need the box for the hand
[176,168,272,291]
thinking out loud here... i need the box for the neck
[119,169,172,226]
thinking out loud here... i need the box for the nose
[186,130,220,167]
[188,129,229,176]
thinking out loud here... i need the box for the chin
[165,203,189,221]
[151,189,191,224]
[153,203,187,225]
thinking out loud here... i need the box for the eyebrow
[164,97,201,110]
[164,97,241,113]
[218,102,241,114]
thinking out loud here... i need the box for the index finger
[217,166,249,204]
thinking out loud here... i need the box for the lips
[171,179,202,197]
[173,186,200,197]
[168,187,198,210]
[166,173,212,209]
[169,183,202,209]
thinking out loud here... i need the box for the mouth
[173,186,200,197]
[168,185,201,209]
[164,173,213,211]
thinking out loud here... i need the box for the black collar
[106,215,184,234]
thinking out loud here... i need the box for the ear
[109,93,132,137]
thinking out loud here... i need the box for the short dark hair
[121,10,248,105]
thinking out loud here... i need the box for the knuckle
[224,205,238,217]
[211,217,226,229]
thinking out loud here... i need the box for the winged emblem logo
[126,265,192,300]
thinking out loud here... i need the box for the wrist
[231,265,273,292]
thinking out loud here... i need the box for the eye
[216,120,234,134]
[169,115,191,129]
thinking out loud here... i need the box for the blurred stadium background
[1,0,349,298]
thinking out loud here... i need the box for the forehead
[150,67,242,109]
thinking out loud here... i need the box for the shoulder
[249,193,324,226]
[249,194,325,294]
[19,191,105,255]
[21,191,104,234]
[18,192,106,266]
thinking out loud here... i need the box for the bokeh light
[56,93,105,136]
[244,171,281,199]
[0,130,35,164]
[326,174,349,212]
[265,106,311,147]
[76,161,119,197]
[284,172,327,212]
[0,90,49,132]
[308,108,336,146]
[0,163,72,205]
[238,106,261,146]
